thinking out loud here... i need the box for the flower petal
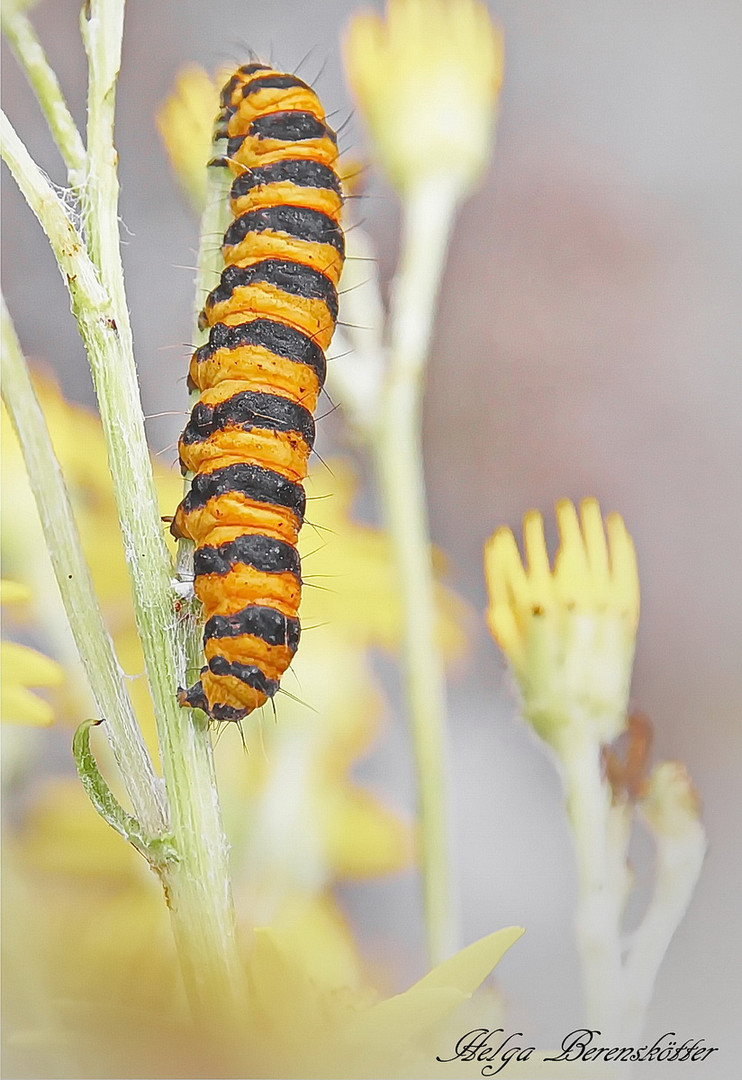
[1,641,63,726]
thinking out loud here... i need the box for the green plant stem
[374,174,461,967]
[78,0,245,1024]
[1,7,86,188]
[1,109,106,307]
[555,726,624,1035]
[1,295,166,835]
[191,160,232,333]
[173,152,232,666]
[2,34,245,1021]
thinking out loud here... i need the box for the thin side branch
[2,7,87,188]
[1,294,167,834]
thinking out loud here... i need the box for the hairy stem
[174,157,232,664]
[2,6,245,1020]
[1,295,166,835]
[77,0,245,1024]
[2,7,86,188]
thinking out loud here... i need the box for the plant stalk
[173,145,232,665]
[78,0,245,1023]
[555,726,624,1036]
[1,295,166,835]
[622,805,706,1041]
[2,15,245,1018]
[374,174,461,966]
[1,6,87,188]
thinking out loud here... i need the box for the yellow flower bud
[641,761,704,841]
[485,499,639,746]
[344,0,504,198]
[156,66,221,213]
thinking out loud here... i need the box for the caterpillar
[171,63,344,722]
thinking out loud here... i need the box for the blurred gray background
[3,0,740,1070]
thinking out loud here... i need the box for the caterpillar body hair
[171,63,344,722]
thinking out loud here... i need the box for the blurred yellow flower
[1,0,40,17]
[214,458,467,920]
[2,371,183,739]
[8,773,523,1079]
[1,579,63,725]
[299,457,468,658]
[485,499,639,746]
[156,65,221,213]
[344,0,504,197]
[1,368,488,1078]
[221,634,413,928]
[336,154,367,198]
[4,782,190,1078]
[1,579,31,604]
[2,368,462,924]
[243,924,523,1078]
[1,641,63,726]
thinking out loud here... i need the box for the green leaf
[73,718,177,868]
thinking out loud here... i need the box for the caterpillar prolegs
[171,63,344,722]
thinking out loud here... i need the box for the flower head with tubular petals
[344,0,504,198]
[485,499,639,746]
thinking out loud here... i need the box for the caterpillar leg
[177,662,273,722]
[177,676,209,714]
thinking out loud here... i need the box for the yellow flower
[299,457,467,658]
[8,770,524,1079]
[243,924,523,1078]
[156,65,221,213]
[220,634,413,918]
[485,499,639,745]
[344,0,504,197]
[1,579,63,725]
[1,579,30,605]
[1,641,63,726]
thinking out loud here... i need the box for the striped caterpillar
[171,63,344,722]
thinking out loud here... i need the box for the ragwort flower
[8,771,523,1079]
[344,0,505,198]
[485,499,639,747]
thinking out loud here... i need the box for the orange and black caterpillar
[171,63,344,722]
